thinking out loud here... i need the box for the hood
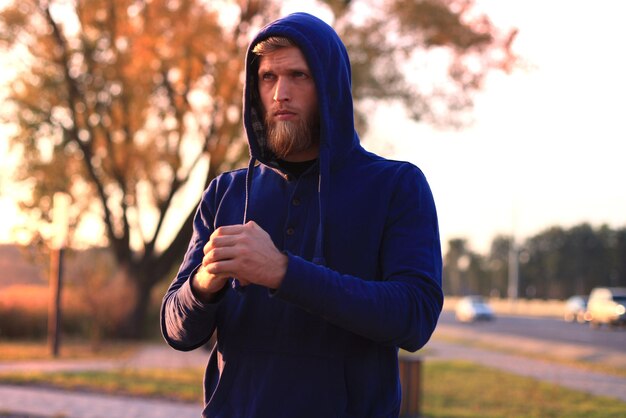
[240,13,359,267]
[243,12,359,168]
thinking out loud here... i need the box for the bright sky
[1,0,625,254]
[365,0,626,252]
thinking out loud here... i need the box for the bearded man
[161,12,443,418]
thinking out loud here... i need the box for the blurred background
[0,0,626,336]
[1,1,626,417]
[0,0,624,364]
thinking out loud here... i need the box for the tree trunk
[116,269,157,339]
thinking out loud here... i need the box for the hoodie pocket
[205,348,348,418]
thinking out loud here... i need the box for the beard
[265,108,320,160]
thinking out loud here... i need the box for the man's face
[257,46,319,162]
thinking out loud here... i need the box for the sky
[364,0,626,252]
[1,0,626,254]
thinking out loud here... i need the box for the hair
[252,36,295,56]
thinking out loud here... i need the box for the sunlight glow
[1,0,625,255]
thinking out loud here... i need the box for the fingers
[209,222,259,241]
[204,221,261,254]
[203,233,238,255]
[192,267,230,298]
[201,225,245,279]
[203,258,236,283]
[214,224,246,236]
[202,242,242,277]
[202,246,237,267]
[199,221,282,288]
[193,223,263,299]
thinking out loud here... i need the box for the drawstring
[233,156,257,294]
[239,152,327,270]
[312,147,328,266]
[243,157,257,223]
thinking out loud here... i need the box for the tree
[521,224,626,299]
[1,0,517,336]
[443,238,469,295]
[443,238,490,296]
[486,234,512,297]
[608,227,626,287]
[561,223,606,295]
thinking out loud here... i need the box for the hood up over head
[241,13,359,266]
[243,12,358,167]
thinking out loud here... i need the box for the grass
[0,368,204,403]
[0,340,138,361]
[1,360,625,417]
[422,360,626,418]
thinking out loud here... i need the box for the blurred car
[586,287,626,328]
[563,295,589,323]
[455,296,495,322]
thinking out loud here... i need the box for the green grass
[0,340,138,361]
[422,361,626,418]
[1,361,625,417]
[0,368,204,403]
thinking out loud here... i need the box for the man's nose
[273,77,290,102]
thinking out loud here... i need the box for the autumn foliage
[0,0,516,337]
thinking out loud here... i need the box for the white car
[455,296,495,322]
[586,287,626,328]
[563,295,589,323]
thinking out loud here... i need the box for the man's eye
[293,71,308,79]
[261,73,276,81]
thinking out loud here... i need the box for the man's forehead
[257,46,310,71]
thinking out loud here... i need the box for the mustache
[270,105,297,115]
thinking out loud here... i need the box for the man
[161,12,443,417]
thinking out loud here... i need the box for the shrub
[0,248,139,345]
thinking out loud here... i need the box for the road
[438,310,626,352]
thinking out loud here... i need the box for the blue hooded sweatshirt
[161,12,443,418]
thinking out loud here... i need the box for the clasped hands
[192,221,288,301]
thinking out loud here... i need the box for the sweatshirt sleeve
[160,186,221,351]
[273,165,443,352]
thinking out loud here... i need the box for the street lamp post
[48,192,70,358]
[508,240,519,300]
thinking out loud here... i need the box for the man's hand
[191,221,288,300]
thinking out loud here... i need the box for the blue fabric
[161,12,443,418]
